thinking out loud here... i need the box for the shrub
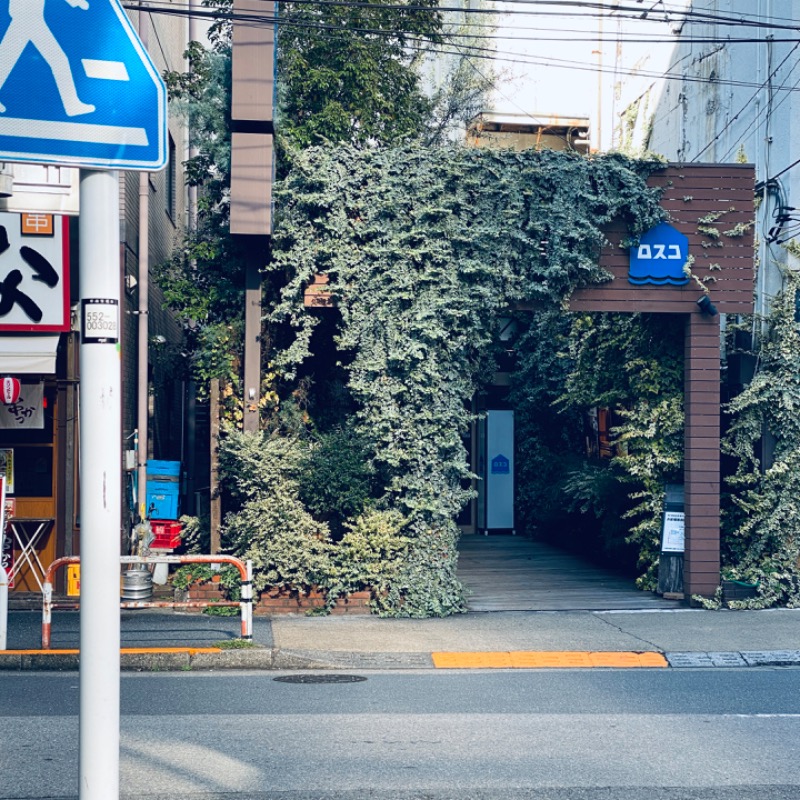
[298,426,376,540]
[327,508,411,610]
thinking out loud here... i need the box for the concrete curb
[190,648,274,670]
[271,649,435,670]
[3,648,800,671]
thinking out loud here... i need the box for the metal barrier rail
[42,554,253,649]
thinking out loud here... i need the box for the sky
[482,1,689,150]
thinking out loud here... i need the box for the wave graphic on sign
[628,222,690,287]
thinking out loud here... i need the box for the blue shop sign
[491,454,510,475]
[628,222,689,286]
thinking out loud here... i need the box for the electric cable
[130,1,800,94]
[126,0,800,32]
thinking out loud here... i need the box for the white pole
[79,169,122,800]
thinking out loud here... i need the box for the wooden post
[231,0,276,432]
[243,245,263,432]
[210,378,221,554]
[683,312,721,597]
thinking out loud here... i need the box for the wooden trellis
[571,163,756,597]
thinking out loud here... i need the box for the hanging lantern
[2,377,20,404]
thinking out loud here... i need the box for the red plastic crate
[150,520,182,549]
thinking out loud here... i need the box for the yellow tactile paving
[432,652,515,669]
[432,651,669,669]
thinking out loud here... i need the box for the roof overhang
[0,335,60,374]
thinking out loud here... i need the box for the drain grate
[274,674,368,684]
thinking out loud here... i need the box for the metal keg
[121,568,153,601]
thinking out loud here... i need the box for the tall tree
[158,0,482,389]
[278,0,443,148]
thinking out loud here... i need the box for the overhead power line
[129,0,800,32]
[129,0,800,107]
[129,2,800,60]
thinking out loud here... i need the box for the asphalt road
[3,668,800,799]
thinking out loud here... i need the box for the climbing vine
[264,144,666,615]
[512,310,685,589]
[717,271,800,607]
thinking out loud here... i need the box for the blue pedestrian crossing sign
[0,0,167,171]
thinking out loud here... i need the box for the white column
[78,169,121,800]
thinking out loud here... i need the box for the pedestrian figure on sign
[0,0,95,117]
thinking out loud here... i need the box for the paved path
[457,534,681,611]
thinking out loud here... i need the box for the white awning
[0,335,60,374]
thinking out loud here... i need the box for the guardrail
[42,554,253,649]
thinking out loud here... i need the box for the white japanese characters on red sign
[0,212,69,332]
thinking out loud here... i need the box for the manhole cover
[273,674,368,684]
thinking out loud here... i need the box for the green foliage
[563,313,684,588]
[613,396,685,589]
[218,429,335,595]
[215,429,453,614]
[512,311,684,587]
[278,0,443,149]
[270,145,666,612]
[224,494,335,596]
[158,15,246,386]
[214,638,258,648]
[720,273,800,607]
[158,0,490,398]
[203,603,240,617]
[179,514,209,554]
[171,563,241,598]
[297,426,376,540]
[326,508,412,612]
[383,523,466,617]
[218,426,307,504]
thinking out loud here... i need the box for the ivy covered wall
[256,144,667,615]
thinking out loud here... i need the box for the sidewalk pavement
[2,606,800,671]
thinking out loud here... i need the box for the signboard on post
[0,212,69,332]
[0,0,167,170]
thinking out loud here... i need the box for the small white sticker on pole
[82,298,119,344]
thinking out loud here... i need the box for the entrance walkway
[457,534,681,611]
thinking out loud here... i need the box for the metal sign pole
[78,169,121,800]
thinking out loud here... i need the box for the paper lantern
[1,377,20,404]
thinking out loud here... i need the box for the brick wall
[179,581,372,616]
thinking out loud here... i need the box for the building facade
[0,7,189,595]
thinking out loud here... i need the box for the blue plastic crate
[146,461,181,519]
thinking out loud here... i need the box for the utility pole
[79,168,122,800]
[230,0,276,432]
